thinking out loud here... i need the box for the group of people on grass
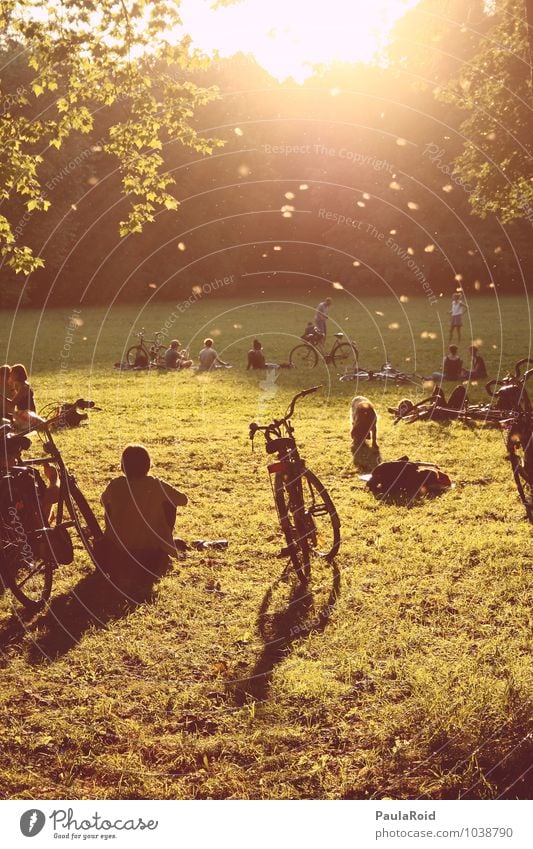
[162,338,229,371]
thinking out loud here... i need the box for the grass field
[0,295,531,800]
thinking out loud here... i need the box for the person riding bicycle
[301,321,323,345]
[100,444,188,577]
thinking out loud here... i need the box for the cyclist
[100,444,188,574]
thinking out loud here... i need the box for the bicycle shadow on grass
[0,562,171,664]
[233,563,341,706]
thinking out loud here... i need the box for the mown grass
[0,295,531,800]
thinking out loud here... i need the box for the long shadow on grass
[234,565,341,705]
[0,563,169,664]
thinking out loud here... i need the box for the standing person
[449,292,467,342]
[198,338,229,372]
[314,297,332,341]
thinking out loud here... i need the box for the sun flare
[179,0,420,82]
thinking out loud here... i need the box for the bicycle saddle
[334,332,344,338]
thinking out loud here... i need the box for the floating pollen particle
[407,201,420,210]
[332,281,344,290]
[399,295,409,303]
[234,127,244,136]
[388,322,400,330]
[285,191,295,199]
[424,244,435,252]
[396,138,407,146]
[177,242,186,251]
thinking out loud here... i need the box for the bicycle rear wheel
[332,342,358,370]
[302,470,341,561]
[274,471,311,583]
[289,344,318,369]
[507,429,533,521]
[0,471,54,610]
[126,345,149,367]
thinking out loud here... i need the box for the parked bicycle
[126,329,165,367]
[0,400,103,611]
[289,332,358,371]
[249,386,340,583]
[340,362,422,386]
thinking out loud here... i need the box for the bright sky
[179,0,421,82]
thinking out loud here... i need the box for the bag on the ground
[362,456,453,497]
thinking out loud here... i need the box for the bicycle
[340,362,422,386]
[0,400,103,611]
[289,332,358,371]
[249,386,340,583]
[126,329,165,367]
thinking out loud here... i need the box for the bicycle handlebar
[249,386,322,442]
[514,358,533,378]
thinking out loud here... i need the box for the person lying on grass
[100,444,188,576]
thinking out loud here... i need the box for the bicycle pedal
[277,546,291,559]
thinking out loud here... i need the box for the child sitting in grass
[100,444,188,574]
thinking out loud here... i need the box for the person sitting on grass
[246,339,280,370]
[100,444,188,579]
[431,345,463,383]
[198,338,229,372]
[3,363,36,420]
[164,339,192,370]
[463,345,487,380]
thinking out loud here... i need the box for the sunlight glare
[179,0,420,82]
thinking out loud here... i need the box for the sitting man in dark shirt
[164,340,192,369]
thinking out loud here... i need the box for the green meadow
[0,295,531,800]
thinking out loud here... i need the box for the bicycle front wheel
[289,344,318,369]
[1,539,53,611]
[508,430,533,522]
[126,345,149,367]
[332,342,358,370]
[274,471,311,583]
[302,470,341,561]
[64,478,103,566]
